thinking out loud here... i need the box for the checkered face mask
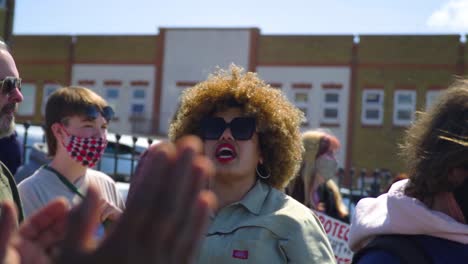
[61,127,107,168]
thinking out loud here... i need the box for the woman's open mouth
[215,143,237,163]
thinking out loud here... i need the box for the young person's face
[61,114,108,140]
[0,50,22,138]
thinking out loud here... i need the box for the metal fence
[17,123,396,201]
[335,167,394,213]
[17,122,156,182]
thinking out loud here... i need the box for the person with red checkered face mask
[18,86,124,239]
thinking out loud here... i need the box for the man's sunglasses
[85,105,115,122]
[200,117,256,140]
[0,77,21,95]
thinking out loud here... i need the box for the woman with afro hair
[169,65,335,263]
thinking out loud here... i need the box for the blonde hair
[289,129,340,204]
[325,179,349,219]
[169,65,304,189]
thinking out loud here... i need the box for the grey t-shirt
[18,166,125,218]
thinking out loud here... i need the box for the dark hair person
[350,80,468,263]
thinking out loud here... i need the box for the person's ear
[51,123,65,141]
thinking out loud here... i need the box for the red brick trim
[130,80,149,86]
[427,85,445,90]
[153,30,165,134]
[362,84,384,89]
[103,80,122,86]
[248,28,260,72]
[268,82,283,88]
[345,43,358,186]
[176,81,198,88]
[457,42,465,75]
[67,37,75,86]
[360,125,384,129]
[292,83,313,89]
[257,62,351,67]
[77,80,95,86]
[322,83,343,89]
[395,85,416,90]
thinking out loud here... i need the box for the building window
[321,90,340,124]
[133,89,145,99]
[106,89,119,100]
[426,90,442,110]
[293,90,310,125]
[393,90,416,126]
[131,104,145,114]
[129,85,148,117]
[294,92,308,103]
[17,83,36,116]
[361,89,384,125]
[42,83,60,114]
[103,86,120,118]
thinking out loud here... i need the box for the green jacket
[197,181,335,263]
[0,161,23,223]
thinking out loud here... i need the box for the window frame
[425,90,442,111]
[292,89,311,126]
[321,89,341,124]
[393,90,416,126]
[41,83,61,115]
[361,89,384,125]
[129,85,148,117]
[17,83,37,116]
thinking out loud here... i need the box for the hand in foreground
[97,199,122,223]
[0,199,68,264]
[58,135,217,264]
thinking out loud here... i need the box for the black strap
[43,165,112,228]
[352,235,433,264]
[43,165,86,199]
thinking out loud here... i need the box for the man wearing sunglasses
[0,42,216,264]
[0,42,25,225]
[0,74,23,176]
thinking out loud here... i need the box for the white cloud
[427,0,468,30]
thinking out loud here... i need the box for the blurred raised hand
[58,135,217,264]
[0,199,68,264]
[0,135,216,264]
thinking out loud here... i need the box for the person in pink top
[350,80,468,263]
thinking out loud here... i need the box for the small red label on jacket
[232,250,249,259]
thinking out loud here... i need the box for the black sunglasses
[200,117,256,140]
[0,77,21,95]
[85,105,115,122]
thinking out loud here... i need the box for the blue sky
[14,0,468,35]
